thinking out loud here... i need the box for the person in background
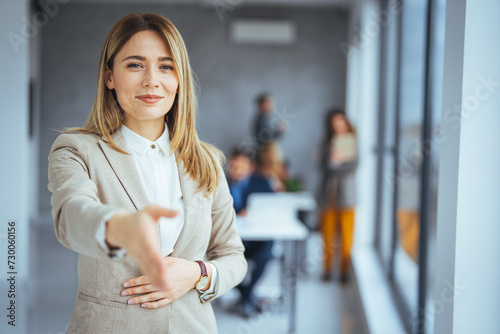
[256,142,286,192]
[252,93,286,147]
[319,108,359,282]
[227,147,274,318]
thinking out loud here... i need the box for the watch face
[196,276,210,290]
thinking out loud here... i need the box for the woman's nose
[142,67,160,88]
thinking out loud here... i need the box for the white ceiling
[71,0,350,8]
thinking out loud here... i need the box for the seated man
[227,147,274,318]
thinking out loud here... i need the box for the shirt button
[151,144,156,149]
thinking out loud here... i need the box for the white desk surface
[235,215,309,241]
[247,191,316,212]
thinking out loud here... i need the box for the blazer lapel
[171,154,204,257]
[98,131,150,211]
[99,130,205,257]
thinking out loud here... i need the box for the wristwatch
[195,260,210,291]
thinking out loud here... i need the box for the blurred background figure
[319,109,358,282]
[256,142,286,192]
[227,147,274,318]
[252,93,287,148]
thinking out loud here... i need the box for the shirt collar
[119,123,171,155]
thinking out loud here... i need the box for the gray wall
[38,3,348,215]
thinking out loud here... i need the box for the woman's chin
[127,108,169,121]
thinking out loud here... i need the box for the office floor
[28,226,367,334]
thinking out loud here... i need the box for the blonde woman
[48,13,246,333]
[256,142,286,192]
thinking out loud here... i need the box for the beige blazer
[48,130,247,334]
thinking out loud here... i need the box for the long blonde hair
[256,142,285,191]
[67,13,223,196]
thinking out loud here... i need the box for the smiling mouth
[136,95,164,104]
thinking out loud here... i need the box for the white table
[236,216,308,240]
[235,215,308,334]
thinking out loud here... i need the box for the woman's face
[331,114,349,134]
[105,30,179,129]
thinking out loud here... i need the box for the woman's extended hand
[120,257,212,309]
[105,205,178,291]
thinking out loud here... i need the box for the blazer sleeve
[203,161,248,303]
[47,134,128,262]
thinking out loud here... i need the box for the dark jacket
[228,173,274,214]
[253,113,285,147]
[318,137,359,209]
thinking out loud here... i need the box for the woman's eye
[127,63,142,68]
[160,65,174,70]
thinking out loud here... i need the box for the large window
[393,0,428,321]
[374,0,446,333]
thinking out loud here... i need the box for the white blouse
[96,123,217,298]
[120,124,184,257]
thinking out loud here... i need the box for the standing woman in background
[319,109,358,282]
[47,13,246,333]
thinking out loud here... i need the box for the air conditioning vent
[230,19,296,45]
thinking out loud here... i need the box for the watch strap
[195,260,207,277]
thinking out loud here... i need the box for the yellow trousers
[321,208,355,275]
[397,210,419,263]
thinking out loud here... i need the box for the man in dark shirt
[227,147,274,318]
[252,92,287,147]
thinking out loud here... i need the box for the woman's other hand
[120,257,212,309]
[105,205,178,291]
